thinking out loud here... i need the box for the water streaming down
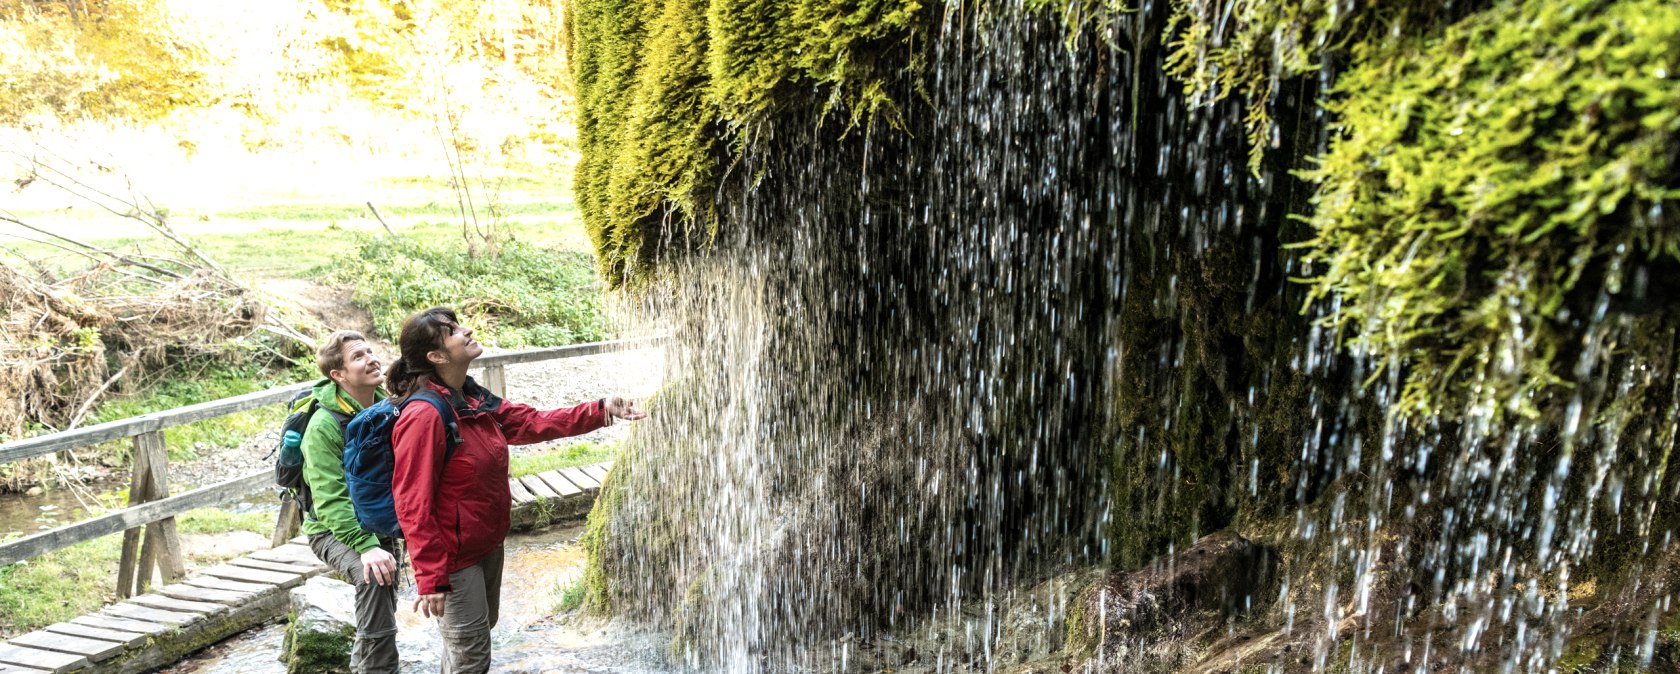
[572,0,1680,671]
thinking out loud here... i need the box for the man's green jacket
[299,378,385,553]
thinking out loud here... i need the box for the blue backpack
[342,389,462,539]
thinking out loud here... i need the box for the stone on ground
[1069,531,1279,671]
[281,576,355,674]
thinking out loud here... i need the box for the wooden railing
[0,335,663,596]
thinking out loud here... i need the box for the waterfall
[569,0,1680,671]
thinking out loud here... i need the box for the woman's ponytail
[384,358,422,400]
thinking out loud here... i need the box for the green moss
[282,611,354,674]
[1105,234,1334,565]
[1023,0,1133,49]
[1299,0,1680,423]
[668,563,726,661]
[1062,582,1096,658]
[1557,631,1608,672]
[1163,1,1461,173]
[708,0,923,124]
[570,0,702,285]
[579,448,627,614]
[566,0,925,285]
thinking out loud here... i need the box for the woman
[384,307,645,673]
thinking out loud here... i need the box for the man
[301,330,400,673]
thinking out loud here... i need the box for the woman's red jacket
[391,379,607,594]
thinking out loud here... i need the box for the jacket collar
[313,378,386,415]
[423,377,505,418]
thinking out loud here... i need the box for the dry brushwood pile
[0,143,315,454]
[0,262,268,441]
[0,264,110,439]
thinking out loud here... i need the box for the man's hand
[414,593,446,618]
[604,396,647,421]
[361,547,397,586]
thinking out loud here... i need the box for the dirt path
[256,279,377,338]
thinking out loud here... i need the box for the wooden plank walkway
[508,461,612,530]
[0,461,612,673]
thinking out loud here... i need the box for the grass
[175,507,273,535]
[212,200,577,222]
[0,505,272,637]
[3,218,591,282]
[0,532,121,636]
[329,234,611,347]
[510,440,617,478]
[553,575,587,612]
[375,174,570,193]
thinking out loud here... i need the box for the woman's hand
[360,548,397,586]
[414,593,446,618]
[604,396,647,421]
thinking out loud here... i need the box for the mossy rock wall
[567,0,1680,669]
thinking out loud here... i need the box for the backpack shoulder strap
[400,390,462,458]
[325,407,352,432]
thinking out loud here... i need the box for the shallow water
[0,485,117,537]
[0,481,279,540]
[161,524,671,674]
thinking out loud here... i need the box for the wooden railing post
[483,364,507,398]
[116,431,184,597]
[271,499,302,547]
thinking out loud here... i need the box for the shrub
[330,234,612,348]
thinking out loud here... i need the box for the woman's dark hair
[385,306,459,400]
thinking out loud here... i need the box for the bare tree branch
[0,212,185,278]
[67,364,128,430]
[15,151,144,219]
[115,173,230,277]
[6,138,321,357]
[366,201,399,237]
[12,150,232,277]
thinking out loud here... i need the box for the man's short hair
[316,330,367,378]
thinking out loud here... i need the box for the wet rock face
[1072,532,1277,672]
[570,0,1680,668]
[282,576,355,674]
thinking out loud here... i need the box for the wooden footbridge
[0,337,656,673]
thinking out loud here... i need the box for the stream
[159,524,671,674]
[0,487,101,538]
